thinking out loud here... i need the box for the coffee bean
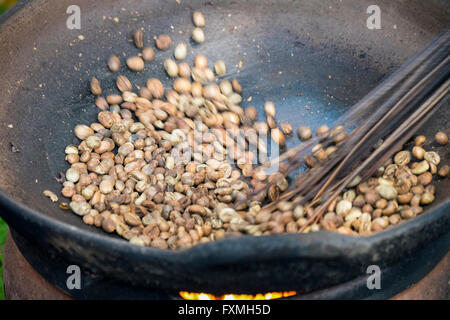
[155,34,172,50]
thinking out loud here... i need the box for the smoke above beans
[51,11,449,249]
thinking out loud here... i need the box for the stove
[3,230,449,300]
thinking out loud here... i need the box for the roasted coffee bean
[214,60,226,75]
[192,11,206,27]
[435,131,448,145]
[155,34,172,50]
[90,77,102,95]
[116,75,132,92]
[316,125,329,139]
[192,28,205,43]
[424,151,440,166]
[280,123,293,135]
[107,55,121,72]
[147,78,164,98]
[174,42,187,60]
[271,128,285,146]
[394,151,411,166]
[438,165,449,177]
[142,47,155,62]
[133,29,144,49]
[297,126,312,141]
[127,56,145,71]
[414,135,426,146]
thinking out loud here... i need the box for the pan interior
[0,0,449,238]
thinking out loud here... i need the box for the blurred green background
[0,0,15,14]
[0,0,16,301]
[0,218,7,300]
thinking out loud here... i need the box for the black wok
[0,0,449,298]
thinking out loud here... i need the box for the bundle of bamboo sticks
[248,29,450,231]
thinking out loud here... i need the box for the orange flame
[179,291,297,300]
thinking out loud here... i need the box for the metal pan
[0,0,449,297]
